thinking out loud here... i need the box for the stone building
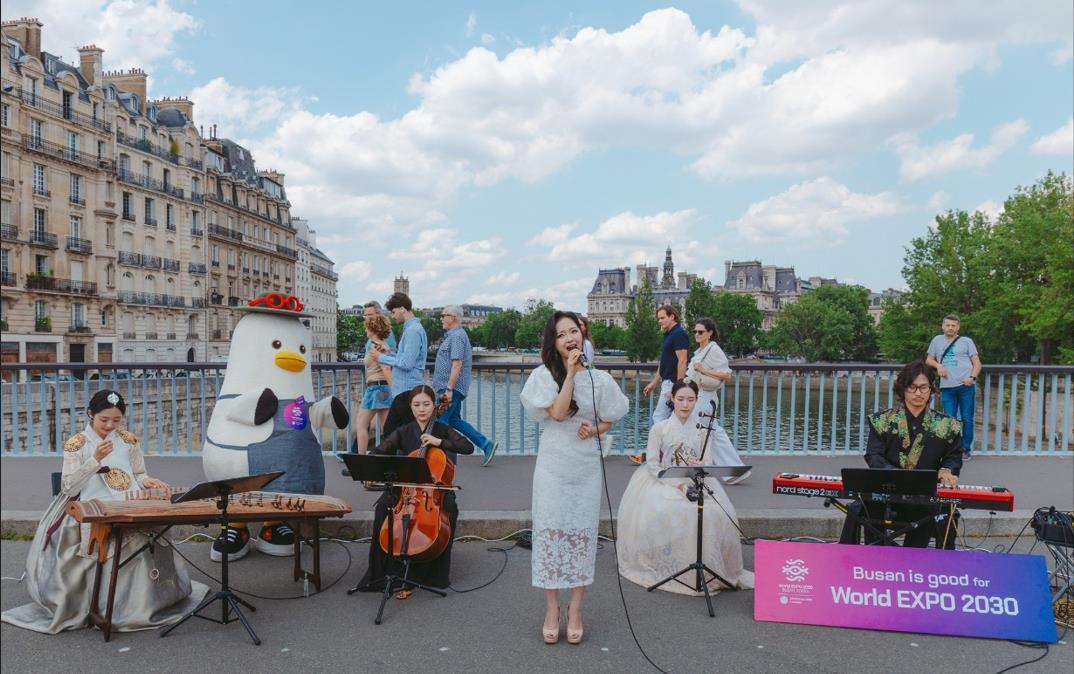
[868,288,905,325]
[308,240,337,362]
[0,18,331,372]
[722,260,803,330]
[586,247,698,326]
[393,272,409,297]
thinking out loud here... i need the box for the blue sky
[11,1,1074,310]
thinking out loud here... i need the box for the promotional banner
[754,540,1057,643]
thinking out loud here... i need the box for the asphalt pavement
[1,536,1071,674]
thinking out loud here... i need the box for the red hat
[240,292,313,318]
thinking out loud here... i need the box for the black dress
[355,421,474,591]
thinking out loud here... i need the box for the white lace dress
[616,416,754,595]
[521,365,629,589]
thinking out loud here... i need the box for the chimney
[103,68,148,115]
[77,44,103,85]
[2,17,43,60]
[155,96,194,123]
[677,271,688,290]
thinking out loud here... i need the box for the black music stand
[159,470,284,645]
[646,465,747,617]
[837,468,940,547]
[340,454,450,625]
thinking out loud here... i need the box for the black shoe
[210,525,252,562]
[256,523,296,557]
[961,450,972,461]
[342,468,352,477]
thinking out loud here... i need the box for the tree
[767,285,877,361]
[624,277,662,362]
[515,299,555,349]
[589,322,628,352]
[711,292,762,356]
[987,171,1074,363]
[416,311,445,344]
[683,279,719,348]
[336,312,364,356]
[875,296,927,362]
[482,309,521,349]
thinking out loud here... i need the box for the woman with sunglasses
[686,319,749,484]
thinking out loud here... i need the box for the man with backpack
[925,315,981,459]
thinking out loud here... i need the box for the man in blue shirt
[925,314,981,459]
[633,304,689,464]
[432,305,497,466]
[376,292,427,405]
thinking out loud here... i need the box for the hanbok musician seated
[0,390,207,634]
[616,380,754,595]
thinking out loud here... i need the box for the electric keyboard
[772,473,1014,511]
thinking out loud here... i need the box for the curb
[1,509,1038,542]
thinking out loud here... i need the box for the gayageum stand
[341,454,459,625]
[159,471,283,645]
[646,465,749,617]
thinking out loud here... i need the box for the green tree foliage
[417,312,445,344]
[877,171,1073,364]
[683,280,762,355]
[589,322,628,351]
[624,277,662,362]
[336,312,365,355]
[479,309,521,349]
[767,285,877,361]
[515,299,556,349]
[683,279,719,347]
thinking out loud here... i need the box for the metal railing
[23,136,111,171]
[1,362,1070,457]
[25,275,97,295]
[28,231,58,248]
[1,223,18,241]
[65,236,92,255]
[14,88,112,132]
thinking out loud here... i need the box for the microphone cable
[583,364,671,674]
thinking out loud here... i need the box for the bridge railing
[1,362,1070,457]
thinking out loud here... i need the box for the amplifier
[1031,506,1074,546]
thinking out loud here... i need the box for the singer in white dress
[686,318,749,483]
[520,311,629,644]
[617,379,754,595]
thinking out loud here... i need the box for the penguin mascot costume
[203,293,349,561]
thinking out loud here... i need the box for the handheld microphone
[573,347,589,367]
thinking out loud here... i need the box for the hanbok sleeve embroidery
[520,366,559,422]
[595,370,629,423]
[61,434,100,495]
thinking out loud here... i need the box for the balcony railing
[69,195,85,207]
[191,297,206,308]
[212,329,223,339]
[122,332,137,339]
[28,231,59,248]
[22,136,111,171]
[191,193,204,204]
[144,217,158,228]
[208,223,243,242]
[32,187,51,198]
[68,324,91,334]
[165,222,176,232]
[141,255,163,269]
[188,262,207,274]
[186,332,200,340]
[117,251,141,266]
[16,88,112,132]
[65,236,92,255]
[191,227,205,237]
[116,131,201,169]
[0,271,15,286]
[0,176,14,187]
[311,263,338,280]
[122,212,135,222]
[227,296,242,307]
[33,318,52,332]
[163,259,180,272]
[25,275,97,295]
[0,224,17,241]
[144,332,158,340]
[210,260,220,268]
[117,291,187,307]
[276,244,298,260]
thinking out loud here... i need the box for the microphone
[573,347,589,367]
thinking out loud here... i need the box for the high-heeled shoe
[566,603,584,644]
[542,607,561,644]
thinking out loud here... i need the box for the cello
[377,401,455,561]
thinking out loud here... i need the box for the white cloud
[171,57,195,75]
[465,13,477,38]
[486,271,520,285]
[928,190,950,211]
[339,261,372,282]
[894,119,1029,181]
[388,229,507,273]
[1030,118,1074,155]
[530,209,701,263]
[466,277,595,312]
[481,33,496,46]
[187,78,303,139]
[729,177,899,244]
[5,0,199,72]
[973,200,1004,221]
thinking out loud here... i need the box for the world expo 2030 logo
[781,558,809,582]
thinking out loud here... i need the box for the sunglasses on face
[693,329,707,334]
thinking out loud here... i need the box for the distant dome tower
[394,272,410,297]
[661,246,675,289]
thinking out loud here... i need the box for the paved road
[2,538,1070,673]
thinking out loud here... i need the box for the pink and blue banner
[754,540,1057,643]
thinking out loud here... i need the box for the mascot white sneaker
[203,293,349,561]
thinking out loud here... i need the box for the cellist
[354,385,474,598]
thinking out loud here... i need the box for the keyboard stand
[828,496,937,546]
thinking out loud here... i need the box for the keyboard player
[839,360,963,548]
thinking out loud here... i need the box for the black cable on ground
[448,542,514,593]
[587,366,670,674]
[167,536,353,601]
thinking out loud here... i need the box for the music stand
[646,465,747,617]
[340,454,456,625]
[837,468,940,546]
[159,470,284,645]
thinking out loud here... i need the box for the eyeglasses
[906,384,933,394]
[693,329,707,334]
